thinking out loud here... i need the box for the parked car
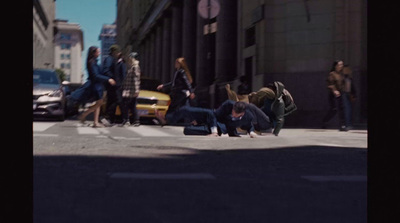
[33,69,67,121]
[102,77,171,122]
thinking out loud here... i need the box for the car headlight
[48,89,63,98]
[157,100,170,106]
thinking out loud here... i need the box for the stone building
[54,19,84,83]
[116,0,367,127]
[99,23,117,64]
[33,0,56,69]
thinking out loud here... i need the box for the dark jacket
[163,68,194,94]
[70,59,109,103]
[103,55,124,88]
[246,103,271,131]
[214,100,255,136]
[271,81,286,136]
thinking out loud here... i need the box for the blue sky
[56,0,116,79]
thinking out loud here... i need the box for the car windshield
[33,70,60,85]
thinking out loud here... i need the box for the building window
[61,43,71,49]
[245,26,256,48]
[60,33,71,40]
[66,54,70,59]
[61,54,64,59]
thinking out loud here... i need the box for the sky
[56,0,117,79]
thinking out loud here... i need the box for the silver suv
[33,69,66,121]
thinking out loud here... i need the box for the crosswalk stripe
[77,126,101,135]
[33,133,58,137]
[126,125,175,137]
[33,122,57,132]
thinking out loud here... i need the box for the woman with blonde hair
[156,57,195,124]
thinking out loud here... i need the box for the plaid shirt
[122,60,140,98]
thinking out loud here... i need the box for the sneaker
[118,120,130,127]
[339,125,348,131]
[101,118,114,127]
[152,119,160,125]
[132,121,140,127]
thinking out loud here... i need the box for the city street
[33,120,367,223]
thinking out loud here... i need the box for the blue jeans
[342,92,353,126]
[166,106,217,128]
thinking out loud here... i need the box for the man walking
[102,44,125,125]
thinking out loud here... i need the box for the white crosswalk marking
[126,125,176,137]
[33,122,57,132]
[77,126,101,135]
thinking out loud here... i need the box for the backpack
[282,89,297,116]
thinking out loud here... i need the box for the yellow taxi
[114,89,170,118]
[102,77,170,120]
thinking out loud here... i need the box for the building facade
[116,0,367,127]
[54,19,84,83]
[33,0,56,69]
[99,23,117,64]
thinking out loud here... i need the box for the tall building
[54,19,84,83]
[33,0,56,69]
[99,23,117,64]
[117,0,367,127]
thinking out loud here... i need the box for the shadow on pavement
[34,146,367,223]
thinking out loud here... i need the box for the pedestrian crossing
[33,121,186,138]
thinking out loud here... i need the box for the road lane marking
[301,175,367,182]
[96,128,110,134]
[33,122,57,132]
[77,127,100,135]
[109,173,216,180]
[112,136,141,140]
[33,133,58,137]
[126,125,174,137]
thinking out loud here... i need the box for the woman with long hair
[69,46,116,127]
[156,57,195,124]
[322,59,347,131]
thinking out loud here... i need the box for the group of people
[69,45,141,128]
[153,58,297,138]
[68,44,355,135]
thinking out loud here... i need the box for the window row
[60,63,70,69]
[60,54,71,59]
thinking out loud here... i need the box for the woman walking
[69,46,116,127]
[322,60,347,131]
[156,57,195,124]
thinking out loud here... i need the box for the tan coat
[327,71,344,93]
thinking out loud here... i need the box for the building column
[182,0,197,85]
[195,0,215,108]
[214,0,238,106]
[162,11,172,84]
[170,0,183,80]
[144,38,151,78]
[149,31,156,79]
[155,23,163,81]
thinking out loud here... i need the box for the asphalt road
[33,120,367,223]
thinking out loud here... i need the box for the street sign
[198,0,220,19]
[203,22,217,35]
